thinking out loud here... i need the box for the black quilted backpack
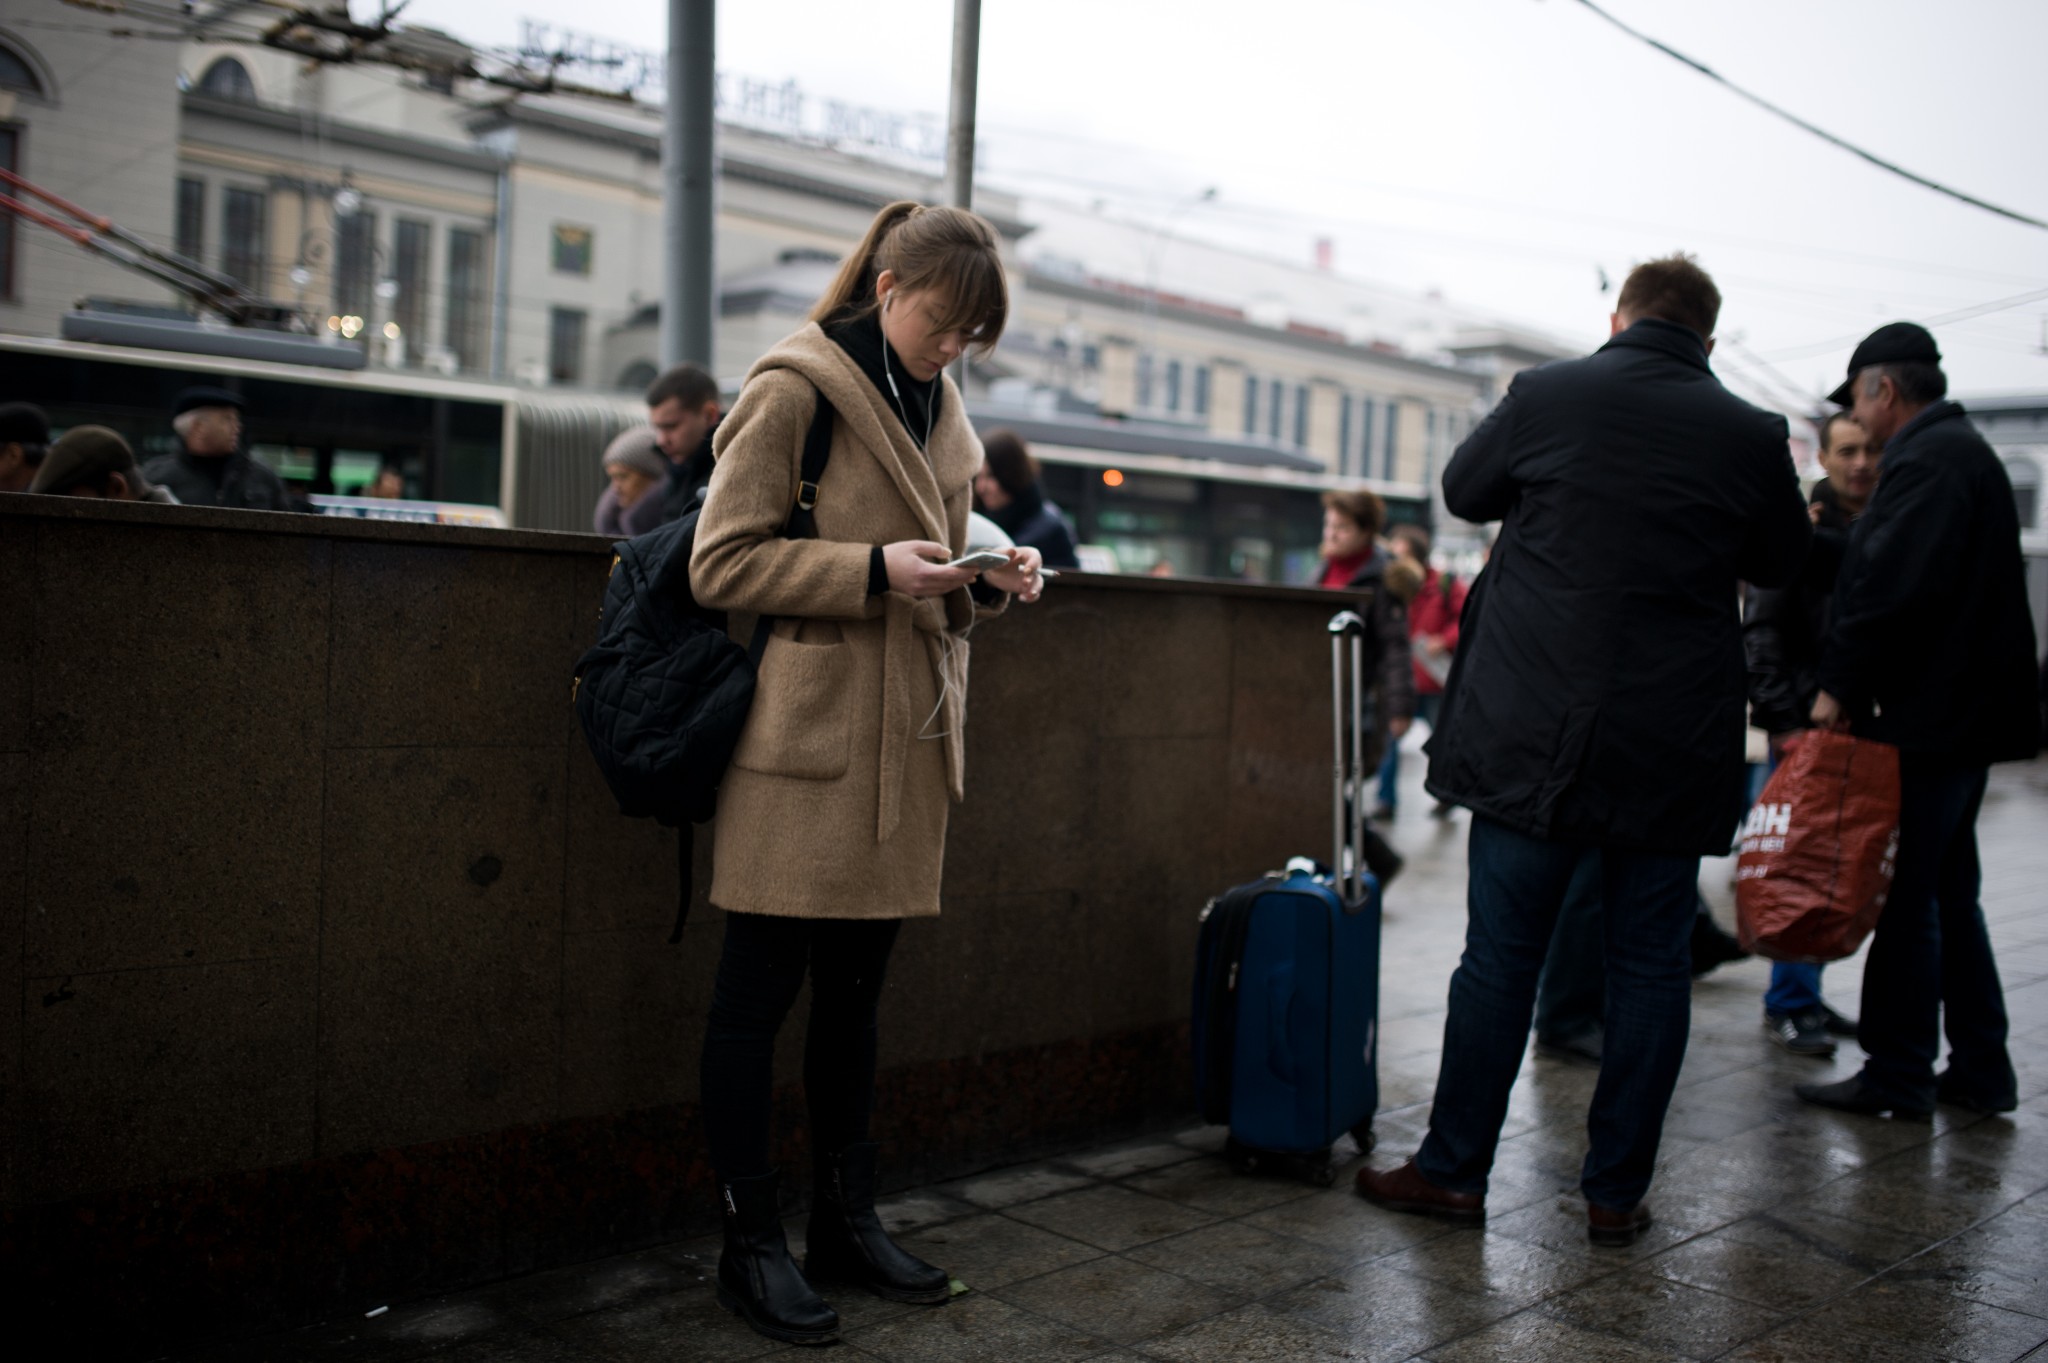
[573,387,835,941]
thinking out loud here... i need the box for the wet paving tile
[1783,1148,2037,1240]
[993,1254,1245,1345]
[549,1282,796,1362]
[1719,1316,1969,1363]
[1371,1228,1608,1308]
[1416,1308,1693,1362]
[1797,1275,2048,1363]
[874,1188,984,1234]
[1239,1186,1459,1262]
[840,1291,1106,1363]
[485,1248,693,1326]
[1122,1155,1325,1217]
[1264,1260,1523,1363]
[894,1212,1105,1292]
[1538,1265,1788,1360]
[1002,1183,1220,1252]
[1131,1301,1363,1362]
[939,1161,1099,1209]
[1068,1137,1203,1180]
[1123,1219,1352,1297]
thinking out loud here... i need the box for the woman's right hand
[883,541,978,598]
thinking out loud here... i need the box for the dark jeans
[1375,691,1442,810]
[1417,816,1699,1210]
[700,912,903,1178]
[1533,853,1605,1044]
[1856,756,2013,1107]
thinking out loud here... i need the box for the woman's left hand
[982,546,1045,603]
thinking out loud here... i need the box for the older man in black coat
[1357,256,1811,1246]
[1797,323,2040,1120]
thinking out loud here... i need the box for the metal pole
[662,0,716,368]
[944,0,980,209]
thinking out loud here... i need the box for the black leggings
[700,912,903,1177]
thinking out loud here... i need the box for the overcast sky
[400,0,2048,405]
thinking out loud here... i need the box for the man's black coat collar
[1598,317,1712,371]
[1886,399,1966,450]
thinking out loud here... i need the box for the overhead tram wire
[1563,0,2048,234]
[1761,285,2048,363]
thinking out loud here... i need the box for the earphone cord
[881,300,938,451]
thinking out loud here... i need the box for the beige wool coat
[691,322,1003,920]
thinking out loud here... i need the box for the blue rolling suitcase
[1191,610,1382,1185]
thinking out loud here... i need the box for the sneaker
[1817,1002,1858,1038]
[1765,1010,1836,1057]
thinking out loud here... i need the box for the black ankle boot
[716,1171,839,1346]
[806,1143,951,1304]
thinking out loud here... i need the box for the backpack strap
[747,387,836,668]
[784,386,836,542]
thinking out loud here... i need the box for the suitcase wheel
[1225,1138,1263,1176]
[1349,1120,1376,1155]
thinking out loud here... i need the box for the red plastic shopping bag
[1734,731,1900,963]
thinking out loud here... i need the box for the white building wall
[0,22,183,335]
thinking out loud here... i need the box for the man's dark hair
[1817,410,1862,451]
[1615,253,1721,341]
[980,429,1038,496]
[1322,488,1385,539]
[1862,361,1947,407]
[645,363,719,411]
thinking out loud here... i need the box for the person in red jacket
[1373,525,1467,820]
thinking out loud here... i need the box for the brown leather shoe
[1587,1201,1652,1247]
[1355,1159,1484,1226]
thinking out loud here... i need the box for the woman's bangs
[918,248,1008,348]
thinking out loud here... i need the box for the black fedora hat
[1828,322,1941,406]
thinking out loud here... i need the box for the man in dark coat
[643,363,723,525]
[1741,411,1881,1056]
[1357,255,1811,1246]
[143,386,293,511]
[1798,322,2040,1119]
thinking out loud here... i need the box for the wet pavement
[191,748,2048,1362]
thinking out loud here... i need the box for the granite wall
[0,496,1343,1353]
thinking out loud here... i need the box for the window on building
[1382,401,1400,481]
[446,226,486,372]
[2010,456,2041,530]
[1081,342,1100,371]
[1165,359,1183,413]
[1338,396,1353,476]
[1293,385,1310,448]
[174,177,205,264]
[1193,365,1211,417]
[551,223,593,276]
[1243,374,1259,436]
[1425,408,1438,480]
[1359,398,1376,476]
[0,127,17,299]
[334,209,377,319]
[393,219,430,355]
[222,186,267,292]
[1135,351,1154,409]
[198,57,257,102]
[549,307,587,385]
[1268,379,1284,441]
[0,43,45,97]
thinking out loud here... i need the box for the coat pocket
[731,633,852,780]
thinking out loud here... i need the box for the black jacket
[142,446,293,512]
[987,482,1080,569]
[1424,319,1812,855]
[1344,549,1417,729]
[657,425,719,526]
[1743,480,1855,736]
[1816,401,2040,764]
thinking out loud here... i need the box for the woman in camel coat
[689,200,1043,1346]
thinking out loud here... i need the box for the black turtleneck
[825,310,941,451]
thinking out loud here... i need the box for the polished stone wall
[0,497,1342,1352]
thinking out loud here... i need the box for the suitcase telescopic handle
[1328,612,1368,903]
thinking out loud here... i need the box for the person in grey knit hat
[593,425,670,537]
[30,426,180,504]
